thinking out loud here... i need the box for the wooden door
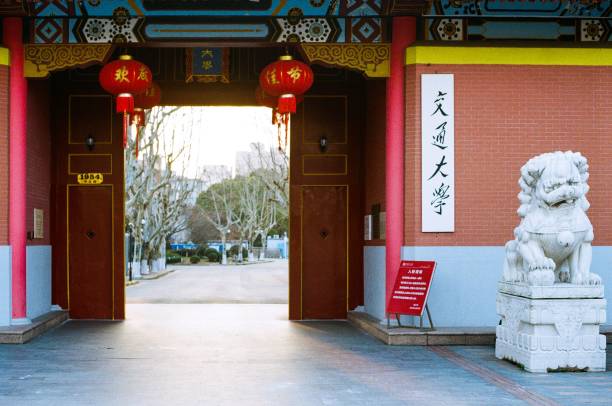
[289,85,364,320]
[68,186,114,319]
[301,186,348,319]
[51,73,125,319]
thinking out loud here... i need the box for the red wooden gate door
[68,185,114,319]
[301,185,348,319]
[289,88,363,320]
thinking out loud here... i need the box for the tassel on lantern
[272,107,278,125]
[116,93,134,114]
[283,113,290,151]
[277,118,282,151]
[131,109,145,127]
[122,112,129,149]
[274,113,291,152]
[135,126,140,159]
[131,109,145,158]
[117,93,135,149]
[278,94,296,114]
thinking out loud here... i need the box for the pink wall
[405,64,612,246]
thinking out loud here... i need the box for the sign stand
[386,260,436,331]
[387,305,435,331]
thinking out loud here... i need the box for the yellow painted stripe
[0,48,9,66]
[406,46,612,67]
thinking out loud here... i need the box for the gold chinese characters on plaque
[77,173,104,185]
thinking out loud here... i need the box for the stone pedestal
[495,282,606,373]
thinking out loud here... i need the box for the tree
[125,106,198,275]
[196,168,237,264]
[238,142,289,238]
[187,206,219,244]
[238,173,277,259]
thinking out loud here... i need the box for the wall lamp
[85,134,95,151]
[319,134,328,153]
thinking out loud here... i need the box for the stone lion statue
[503,151,601,286]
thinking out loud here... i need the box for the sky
[148,106,279,178]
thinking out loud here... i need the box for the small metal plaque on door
[77,173,103,185]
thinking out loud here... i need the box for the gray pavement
[0,304,610,405]
[127,259,288,304]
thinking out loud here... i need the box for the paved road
[0,304,610,406]
[127,259,288,304]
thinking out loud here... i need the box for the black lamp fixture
[319,134,328,153]
[85,134,95,151]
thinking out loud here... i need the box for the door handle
[86,230,96,239]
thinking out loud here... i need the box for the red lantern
[131,82,162,158]
[259,55,313,114]
[134,82,162,111]
[99,54,152,148]
[131,82,162,127]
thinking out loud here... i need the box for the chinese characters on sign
[387,261,436,317]
[421,74,454,232]
[186,47,230,83]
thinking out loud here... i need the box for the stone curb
[348,311,612,346]
[0,311,69,344]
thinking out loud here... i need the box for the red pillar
[3,18,28,324]
[385,17,415,314]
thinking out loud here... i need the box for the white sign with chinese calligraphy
[421,74,454,232]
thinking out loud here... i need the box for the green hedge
[229,245,248,260]
[206,250,220,262]
[190,255,201,264]
[166,254,181,264]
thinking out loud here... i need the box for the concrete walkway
[127,259,288,304]
[0,304,610,405]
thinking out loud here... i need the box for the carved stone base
[495,286,606,373]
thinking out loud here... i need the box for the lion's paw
[527,269,555,286]
[558,271,571,283]
[528,257,555,272]
[588,273,602,285]
[571,273,585,285]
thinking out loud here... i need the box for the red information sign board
[387,260,436,316]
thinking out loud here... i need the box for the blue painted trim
[427,0,611,17]
[145,23,270,39]
[32,0,386,17]
[388,246,612,328]
[363,246,386,321]
[26,246,52,320]
[468,22,575,40]
[0,246,11,327]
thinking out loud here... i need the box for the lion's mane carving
[503,151,601,286]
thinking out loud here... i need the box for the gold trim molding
[25,44,113,78]
[300,44,390,78]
